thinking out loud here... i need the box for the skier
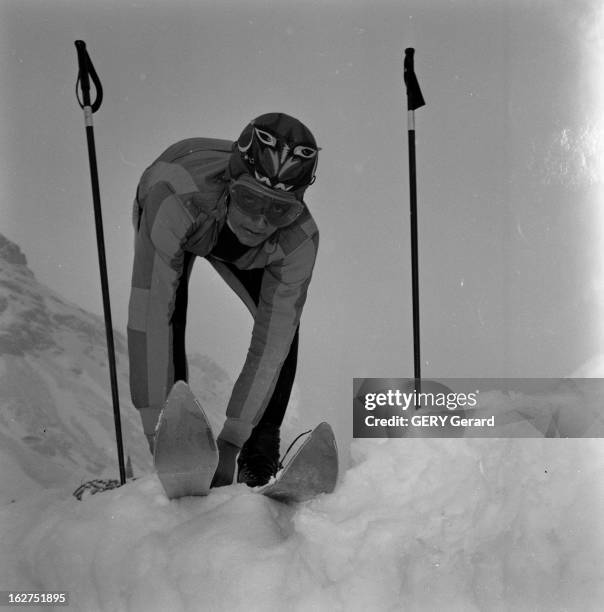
[127,113,320,488]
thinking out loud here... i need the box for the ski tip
[314,422,334,436]
[313,422,338,473]
[165,380,198,406]
[169,380,192,395]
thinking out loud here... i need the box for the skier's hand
[211,438,239,488]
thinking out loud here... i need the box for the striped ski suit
[128,138,319,448]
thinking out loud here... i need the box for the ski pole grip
[75,40,103,113]
[403,47,425,112]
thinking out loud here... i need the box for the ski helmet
[229,113,319,198]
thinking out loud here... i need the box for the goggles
[228,174,304,228]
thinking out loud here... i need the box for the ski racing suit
[127,138,319,450]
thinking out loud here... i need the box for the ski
[75,384,338,504]
[259,422,338,504]
[154,381,218,499]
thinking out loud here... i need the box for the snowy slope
[0,233,232,504]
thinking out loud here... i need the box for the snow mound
[1,437,602,612]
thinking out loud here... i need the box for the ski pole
[403,48,426,390]
[74,40,126,486]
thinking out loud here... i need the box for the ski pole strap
[74,40,103,115]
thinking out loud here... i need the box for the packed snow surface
[1,437,603,612]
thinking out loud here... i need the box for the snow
[0,436,602,611]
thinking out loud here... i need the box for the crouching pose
[127,113,320,487]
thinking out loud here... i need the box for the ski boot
[237,423,280,487]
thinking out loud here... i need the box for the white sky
[2,0,603,429]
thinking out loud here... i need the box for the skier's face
[226,203,279,246]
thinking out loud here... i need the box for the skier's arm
[218,234,319,449]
